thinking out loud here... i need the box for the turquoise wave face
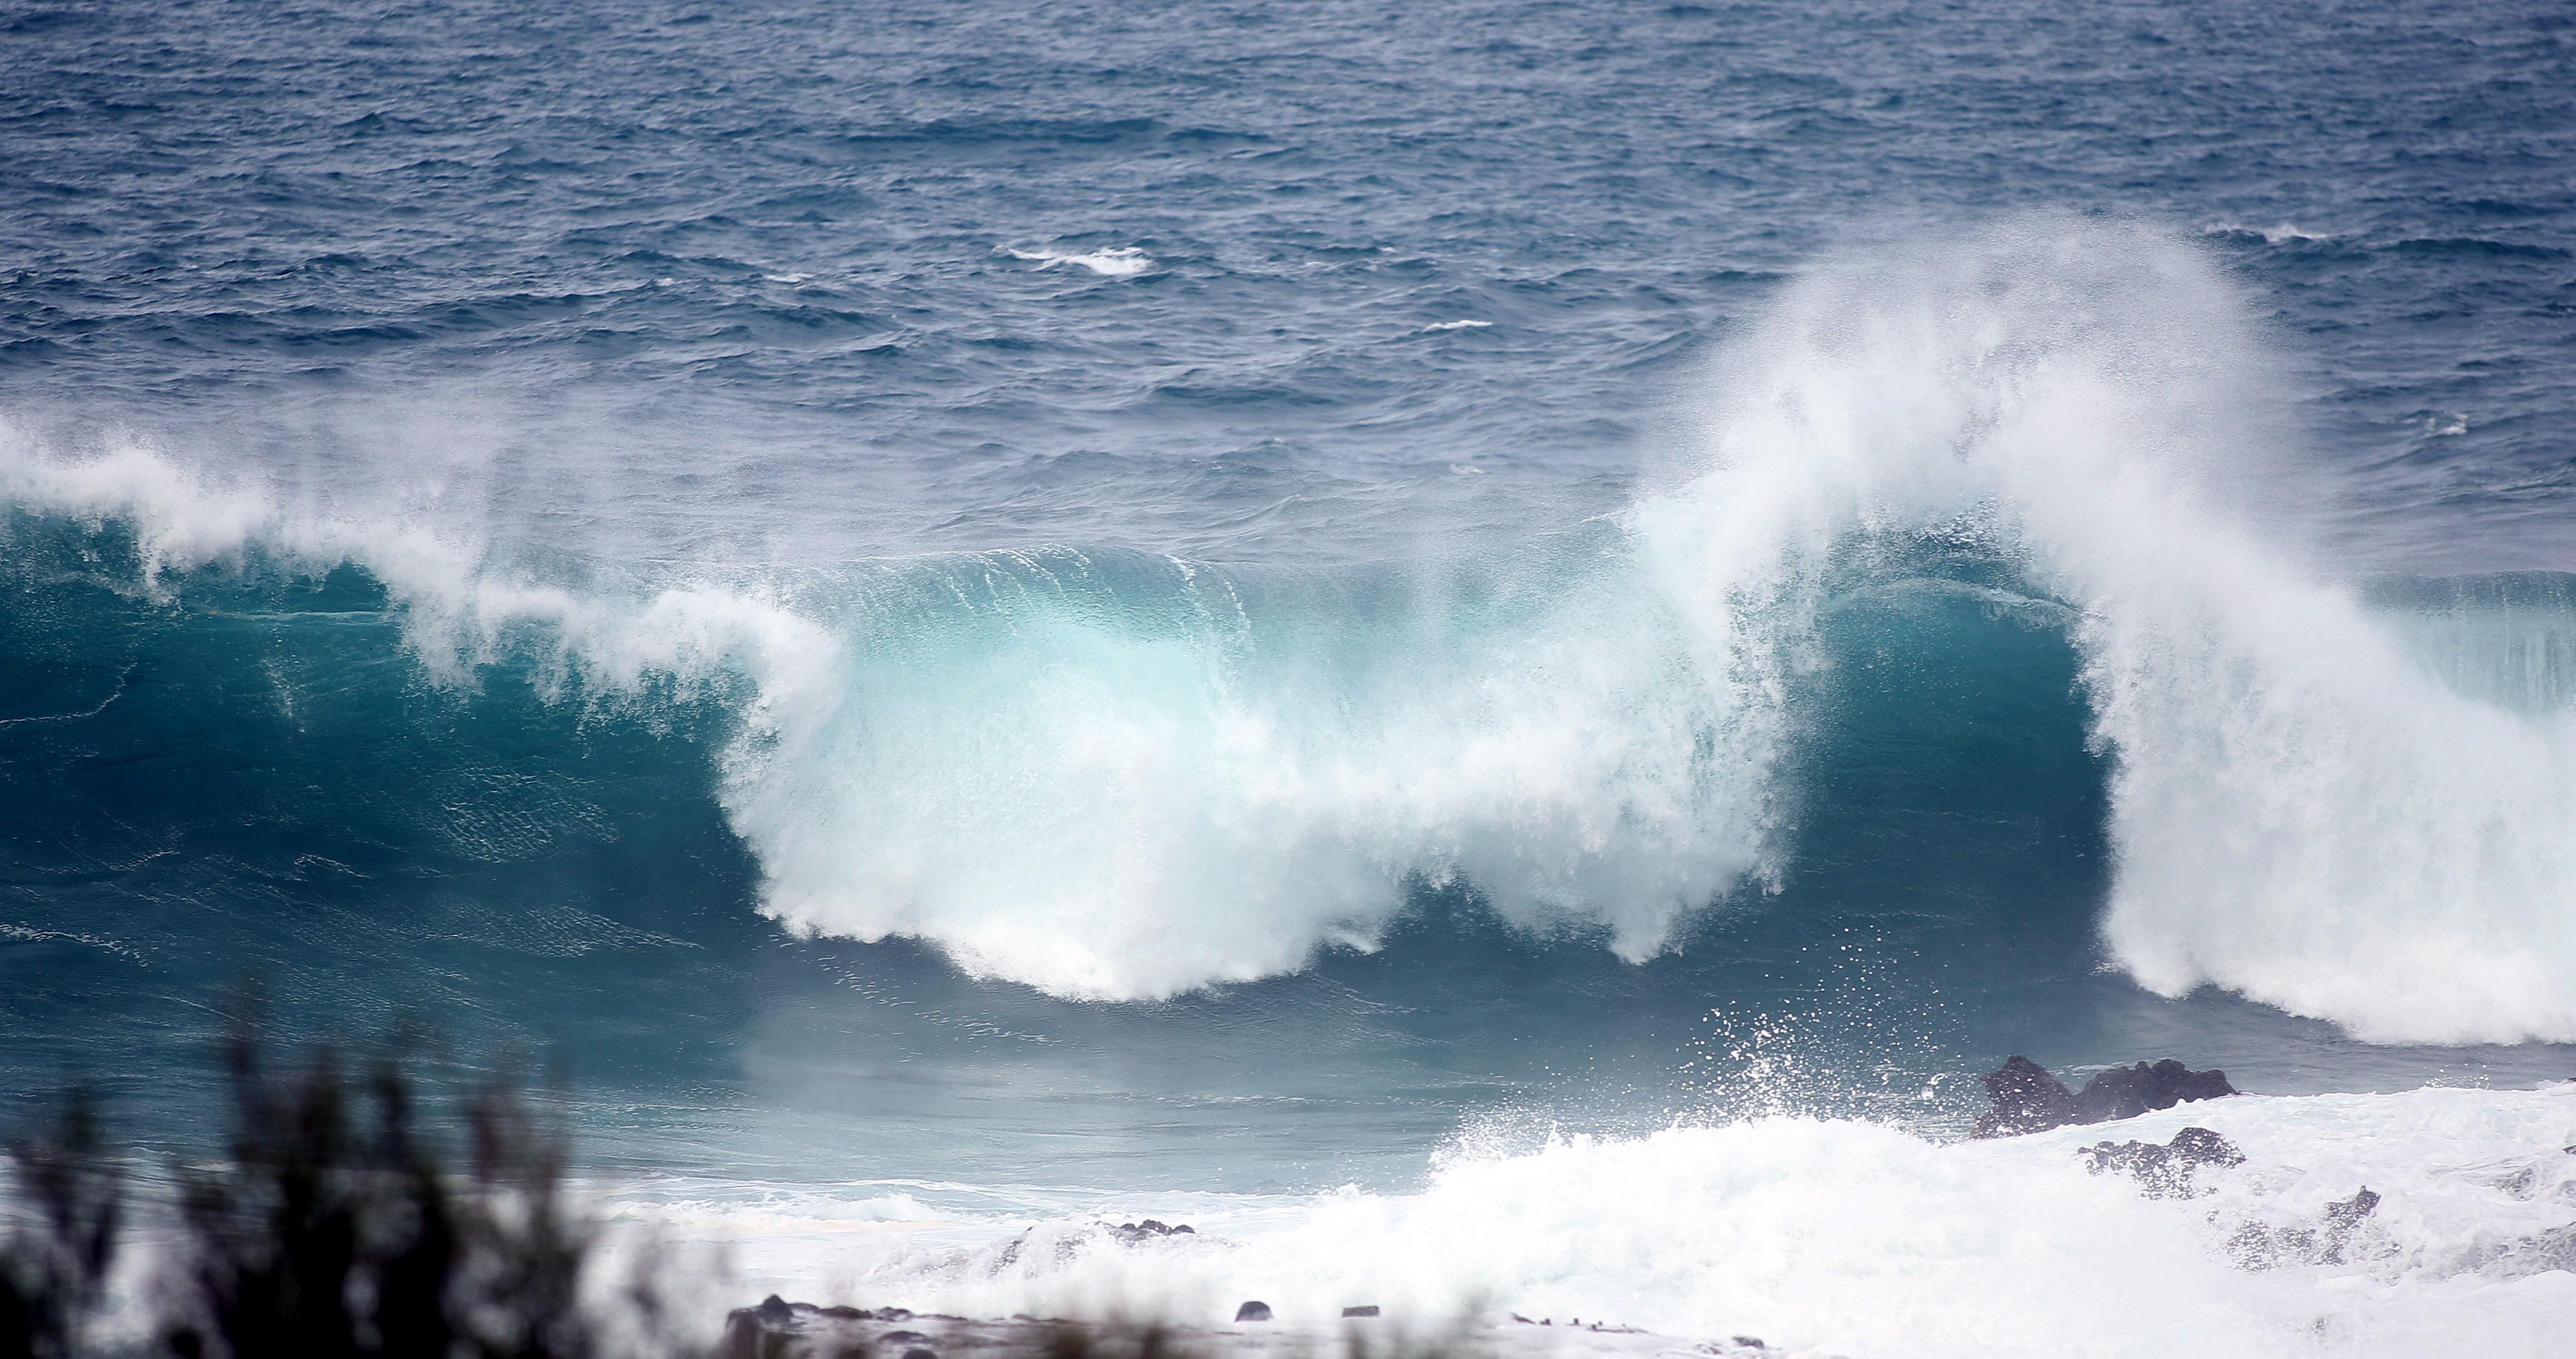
[10,498,2572,1188]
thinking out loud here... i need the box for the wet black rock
[724,1300,944,1359]
[2073,1060,2239,1123]
[1233,1301,1273,1323]
[1110,1219,1197,1243]
[2080,1126,2245,1197]
[2227,1186,2382,1269]
[2325,1186,2382,1235]
[1341,1305,1381,1318]
[1971,1056,2236,1137]
[1972,1056,2077,1137]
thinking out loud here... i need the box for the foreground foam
[605,1084,2576,1359]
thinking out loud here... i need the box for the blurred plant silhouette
[1,1081,122,1359]
[3,991,660,1359]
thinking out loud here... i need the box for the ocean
[5,1,2576,1353]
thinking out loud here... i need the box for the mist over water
[9,2,2576,1354]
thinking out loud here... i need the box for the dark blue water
[6,0,2576,1198]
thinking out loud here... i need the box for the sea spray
[1638,222,2576,1043]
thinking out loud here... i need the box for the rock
[1110,1219,1197,1243]
[2080,1126,2245,1197]
[724,1306,1749,1359]
[1341,1305,1381,1318]
[2071,1060,2237,1123]
[2322,1186,2381,1260]
[1971,1056,2076,1137]
[2478,1221,2576,1280]
[901,1350,937,1359]
[1971,1056,2236,1137]
[2226,1186,2382,1270]
[724,1297,811,1359]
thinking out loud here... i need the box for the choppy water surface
[7,3,2576,1355]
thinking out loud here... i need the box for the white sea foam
[605,1084,2576,1359]
[1007,245,1156,277]
[1420,319,1493,332]
[723,542,1787,998]
[2202,221,2335,244]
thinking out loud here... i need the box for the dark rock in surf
[1110,1218,1196,1243]
[1971,1056,2236,1137]
[1233,1301,1273,1323]
[1972,1056,2077,1137]
[2225,1186,2382,1269]
[725,1299,946,1359]
[2080,1126,2245,1197]
[2323,1186,2382,1240]
[2071,1060,2237,1123]
[1342,1305,1381,1318]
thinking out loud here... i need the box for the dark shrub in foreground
[1,1083,121,1359]
[3,1002,638,1359]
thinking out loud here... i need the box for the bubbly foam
[2202,221,2337,244]
[723,543,1785,997]
[1006,245,1157,277]
[604,1084,2576,1359]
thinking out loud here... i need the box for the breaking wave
[7,222,2575,1041]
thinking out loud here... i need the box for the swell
[8,222,2576,1048]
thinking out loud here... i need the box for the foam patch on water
[2202,221,2337,244]
[1007,245,1156,277]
